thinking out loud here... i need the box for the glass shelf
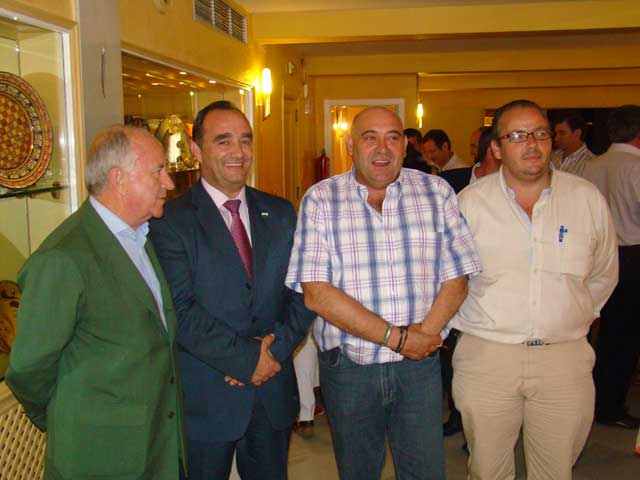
[0,183,68,200]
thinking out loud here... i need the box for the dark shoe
[443,416,463,437]
[294,420,314,438]
[598,413,640,429]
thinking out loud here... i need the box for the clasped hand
[398,324,443,361]
[224,335,281,387]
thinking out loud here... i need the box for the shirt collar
[499,165,553,198]
[608,142,640,156]
[348,166,404,202]
[563,143,588,160]
[89,196,148,243]
[201,177,247,210]
[442,152,459,171]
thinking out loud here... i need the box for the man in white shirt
[550,110,595,177]
[583,104,640,429]
[452,99,618,480]
[423,129,467,172]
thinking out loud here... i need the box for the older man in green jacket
[6,126,186,479]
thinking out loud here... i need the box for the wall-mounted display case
[0,11,77,378]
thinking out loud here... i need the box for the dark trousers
[594,245,640,422]
[441,329,461,421]
[180,397,292,480]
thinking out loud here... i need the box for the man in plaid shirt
[286,107,481,480]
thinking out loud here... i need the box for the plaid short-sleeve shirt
[286,168,481,365]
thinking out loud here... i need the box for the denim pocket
[318,347,343,368]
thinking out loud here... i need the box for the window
[194,0,247,43]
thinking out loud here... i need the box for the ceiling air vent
[194,0,247,44]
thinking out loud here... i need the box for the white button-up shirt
[452,169,618,344]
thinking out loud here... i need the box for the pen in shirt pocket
[558,225,568,243]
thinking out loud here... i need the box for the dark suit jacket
[439,167,473,194]
[6,201,185,479]
[149,180,314,442]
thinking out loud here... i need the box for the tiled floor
[287,384,640,479]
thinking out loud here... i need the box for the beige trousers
[452,334,595,480]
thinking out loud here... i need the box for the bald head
[347,106,406,193]
[470,127,483,161]
[351,107,403,136]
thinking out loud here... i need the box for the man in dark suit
[150,101,315,480]
[7,126,186,479]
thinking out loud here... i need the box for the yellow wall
[120,0,259,87]
[257,46,305,197]
[421,85,640,165]
[119,0,305,199]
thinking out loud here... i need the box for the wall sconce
[417,103,424,129]
[261,67,272,119]
[332,107,349,137]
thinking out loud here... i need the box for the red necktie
[223,199,253,280]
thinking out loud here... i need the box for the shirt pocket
[542,232,594,278]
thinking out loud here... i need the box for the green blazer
[6,201,186,479]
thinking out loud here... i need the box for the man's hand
[224,376,245,387]
[397,324,442,360]
[249,335,281,386]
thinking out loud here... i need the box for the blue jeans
[319,347,445,480]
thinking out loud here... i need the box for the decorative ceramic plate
[0,72,53,188]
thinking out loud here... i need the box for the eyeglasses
[498,128,553,144]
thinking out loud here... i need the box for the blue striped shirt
[286,168,481,365]
[90,196,167,329]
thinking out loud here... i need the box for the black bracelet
[394,326,404,352]
[395,326,407,353]
[398,327,409,353]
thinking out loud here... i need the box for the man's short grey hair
[86,126,139,194]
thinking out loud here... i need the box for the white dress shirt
[583,143,640,246]
[441,152,467,172]
[201,178,252,244]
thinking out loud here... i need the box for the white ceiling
[234,0,570,14]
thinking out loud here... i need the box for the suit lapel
[81,202,167,334]
[245,187,272,283]
[145,240,174,339]
[192,180,252,282]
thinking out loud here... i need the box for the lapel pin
[261,212,269,217]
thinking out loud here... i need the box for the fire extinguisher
[315,149,330,183]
